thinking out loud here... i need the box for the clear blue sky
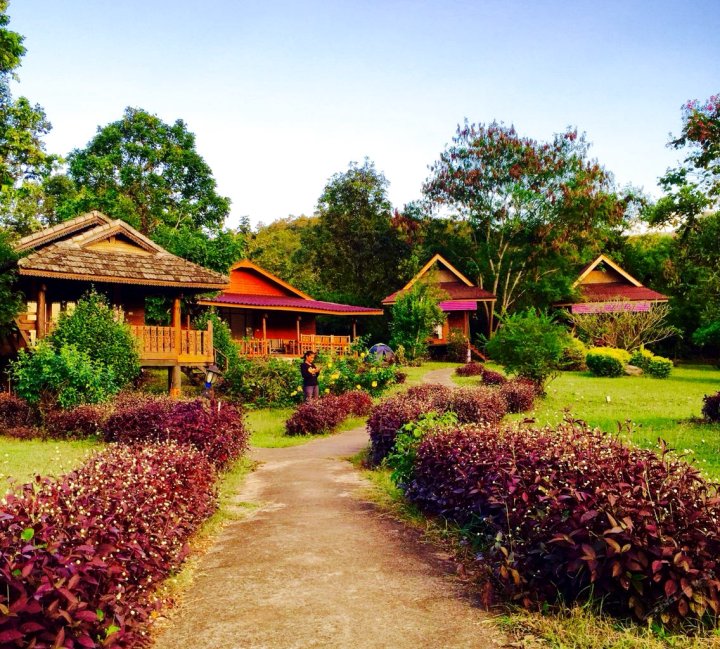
[9,0,720,227]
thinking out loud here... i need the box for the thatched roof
[17,211,228,290]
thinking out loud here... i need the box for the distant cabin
[6,211,228,395]
[382,254,496,344]
[198,260,383,356]
[557,254,668,313]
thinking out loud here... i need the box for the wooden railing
[130,322,213,366]
[235,335,353,357]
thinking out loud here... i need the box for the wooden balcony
[130,321,214,367]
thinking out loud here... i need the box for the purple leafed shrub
[0,442,217,648]
[499,379,537,413]
[334,390,374,417]
[481,368,507,385]
[455,361,485,377]
[447,387,507,424]
[701,391,720,423]
[3,425,43,440]
[102,395,174,443]
[285,394,354,436]
[0,392,34,429]
[395,371,408,384]
[104,398,248,470]
[44,404,109,439]
[406,421,720,627]
[404,384,453,403]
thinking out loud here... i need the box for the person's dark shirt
[300,361,319,386]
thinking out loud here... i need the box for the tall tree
[649,94,719,234]
[306,159,410,307]
[424,122,632,316]
[0,0,58,235]
[63,107,231,237]
[248,215,321,294]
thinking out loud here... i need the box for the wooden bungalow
[8,211,229,395]
[557,254,668,313]
[382,254,496,345]
[197,260,383,356]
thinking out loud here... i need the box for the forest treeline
[0,2,717,355]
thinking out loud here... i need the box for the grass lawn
[0,437,100,487]
[455,363,720,480]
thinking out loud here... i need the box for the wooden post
[37,284,47,339]
[488,300,496,337]
[170,296,182,397]
[207,318,213,362]
[296,316,301,354]
[169,366,182,397]
[262,314,267,340]
[352,319,357,341]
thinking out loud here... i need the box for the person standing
[300,350,320,400]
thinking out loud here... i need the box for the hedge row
[404,421,720,627]
[367,382,536,466]
[0,442,217,647]
[285,391,373,436]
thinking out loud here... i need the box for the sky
[8,0,720,228]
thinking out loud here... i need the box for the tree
[424,122,632,317]
[63,107,230,237]
[649,94,719,234]
[485,309,568,389]
[389,280,446,361]
[306,159,411,307]
[248,215,321,294]
[0,227,21,332]
[565,301,679,351]
[0,0,58,235]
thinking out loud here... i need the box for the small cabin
[7,211,229,394]
[382,254,496,345]
[198,260,383,356]
[557,254,668,313]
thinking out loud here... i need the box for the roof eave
[17,268,228,290]
[197,299,383,316]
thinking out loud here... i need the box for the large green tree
[0,0,58,235]
[649,94,719,234]
[63,107,231,237]
[306,159,410,307]
[423,122,633,316]
[248,215,320,294]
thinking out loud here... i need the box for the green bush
[629,346,673,378]
[317,355,398,398]
[560,336,587,371]
[485,309,567,388]
[223,357,301,407]
[389,281,446,361]
[445,329,468,363]
[194,311,239,369]
[585,347,630,377]
[50,290,140,388]
[10,341,119,409]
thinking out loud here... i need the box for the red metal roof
[579,283,668,302]
[439,300,478,312]
[202,293,383,315]
[383,283,495,304]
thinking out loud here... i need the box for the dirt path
[421,366,457,387]
[154,372,505,648]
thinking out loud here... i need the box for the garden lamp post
[204,363,222,402]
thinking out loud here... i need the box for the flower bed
[404,420,720,627]
[0,442,217,647]
[455,361,485,377]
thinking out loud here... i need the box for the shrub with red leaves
[3,425,43,440]
[102,395,174,443]
[334,390,374,417]
[44,404,109,439]
[481,368,507,385]
[455,362,485,377]
[447,387,507,424]
[499,379,537,413]
[104,398,247,470]
[702,392,720,423]
[0,442,217,648]
[406,421,720,627]
[0,392,34,430]
[285,394,351,436]
[367,386,452,466]
[395,371,408,384]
